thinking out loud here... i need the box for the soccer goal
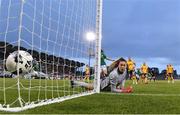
[0,0,102,112]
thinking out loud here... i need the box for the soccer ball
[6,50,33,74]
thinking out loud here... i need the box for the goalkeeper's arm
[110,80,130,93]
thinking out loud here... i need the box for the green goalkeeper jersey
[101,52,107,65]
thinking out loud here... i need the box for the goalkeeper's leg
[71,80,93,90]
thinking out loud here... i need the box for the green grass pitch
[0,79,180,114]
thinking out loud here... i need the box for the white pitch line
[101,92,180,96]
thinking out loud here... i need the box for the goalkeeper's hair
[108,57,127,72]
[114,57,127,67]
[118,57,127,63]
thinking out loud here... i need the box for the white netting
[0,0,100,112]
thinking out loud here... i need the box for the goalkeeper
[71,57,133,93]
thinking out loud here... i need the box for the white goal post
[0,0,102,112]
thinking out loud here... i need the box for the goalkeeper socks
[74,81,91,87]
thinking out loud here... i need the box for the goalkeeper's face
[118,61,127,73]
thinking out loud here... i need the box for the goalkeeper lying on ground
[70,57,133,93]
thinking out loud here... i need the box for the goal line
[101,92,180,96]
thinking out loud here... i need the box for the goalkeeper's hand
[121,86,133,93]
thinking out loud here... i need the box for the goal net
[0,0,102,112]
